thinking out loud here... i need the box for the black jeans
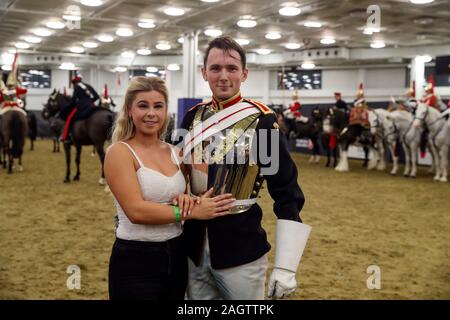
[108,235,187,300]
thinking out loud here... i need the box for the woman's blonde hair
[111,76,169,143]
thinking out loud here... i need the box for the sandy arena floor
[0,139,449,299]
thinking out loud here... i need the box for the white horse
[413,104,450,182]
[389,109,423,178]
[368,109,399,174]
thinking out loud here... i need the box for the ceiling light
[121,51,135,58]
[146,66,158,73]
[59,62,77,70]
[410,0,434,4]
[156,42,171,50]
[8,49,16,54]
[80,0,104,6]
[116,28,133,37]
[417,55,432,63]
[265,32,281,40]
[279,5,301,16]
[24,36,42,44]
[370,41,385,49]
[304,21,322,28]
[46,20,65,29]
[235,39,250,46]
[137,19,155,29]
[237,19,257,28]
[97,34,114,42]
[201,0,220,2]
[15,42,30,49]
[63,14,81,21]
[285,43,301,49]
[137,48,151,55]
[256,48,271,55]
[82,41,98,48]
[178,37,184,44]
[301,62,315,69]
[1,53,15,64]
[204,28,222,37]
[164,7,185,16]
[320,38,336,45]
[1,65,12,71]
[70,47,85,53]
[114,66,127,72]
[167,64,180,71]
[32,28,52,37]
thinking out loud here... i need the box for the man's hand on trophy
[267,268,297,299]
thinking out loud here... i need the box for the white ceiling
[1,0,450,59]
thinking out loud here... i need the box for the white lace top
[113,141,185,242]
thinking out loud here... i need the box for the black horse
[44,90,116,183]
[281,107,323,163]
[42,89,66,153]
[27,112,37,150]
[324,106,372,171]
[0,109,28,173]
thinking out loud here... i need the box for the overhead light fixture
[1,53,15,64]
[82,41,98,48]
[46,20,65,29]
[116,28,134,37]
[301,62,315,69]
[146,66,158,73]
[97,34,114,42]
[63,14,81,21]
[178,37,184,44]
[237,19,257,28]
[370,41,386,48]
[59,62,77,70]
[410,0,434,4]
[121,51,135,58]
[201,0,220,2]
[1,65,12,71]
[304,21,322,28]
[164,7,185,16]
[80,0,104,6]
[235,38,250,46]
[285,43,301,49]
[8,49,16,54]
[279,4,301,16]
[320,37,336,45]
[167,64,180,71]
[114,66,127,72]
[265,32,281,40]
[417,55,432,63]
[204,28,222,37]
[363,27,380,35]
[256,48,271,55]
[137,19,155,29]
[15,42,30,49]
[32,28,52,37]
[70,47,85,53]
[24,36,42,44]
[156,42,171,50]
[137,48,151,55]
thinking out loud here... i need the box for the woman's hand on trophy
[189,188,235,220]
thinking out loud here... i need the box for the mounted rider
[349,83,370,128]
[60,75,100,142]
[0,53,28,116]
[283,90,308,123]
[99,84,116,109]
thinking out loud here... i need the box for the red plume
[63,86,67,96]
[427,75,434,94]
[411,80,416,97]
[357,83,364,97]
[104,84,108,98]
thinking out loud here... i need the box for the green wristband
[173,205,181,222]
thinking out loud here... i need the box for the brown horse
[0,109,28,174]
[46,91,116,184]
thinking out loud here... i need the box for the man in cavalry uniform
[0,53,27,117]
[421,75,440,111]
[176,36,311,300]
[283,90,308,123]
[349,83,370,128]
[398,81,418,114]
[60,75,100,142]
[99,84,116,109]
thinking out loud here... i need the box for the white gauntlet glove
[267,219,312,300]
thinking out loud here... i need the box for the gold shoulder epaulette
[188,100,211,112]
[243,98,273,115]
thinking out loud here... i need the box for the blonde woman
[105,76,234,300]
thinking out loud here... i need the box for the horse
[322,107,345,168]
[279,107,323,163]
[27,112,37,150]
[368,108,399,174]
[42,89,66,153]
[0,109,28,174]
[47,90,116,184]
[389,108,423,178]
[413,104,450,182]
